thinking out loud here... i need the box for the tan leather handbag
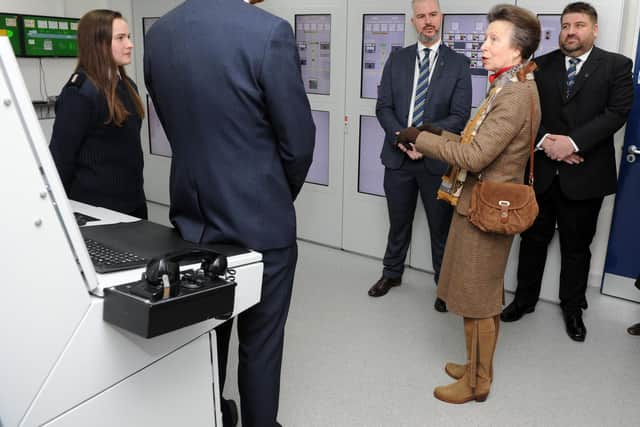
[468,93,539,235]
[468,180,538,235]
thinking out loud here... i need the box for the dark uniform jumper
[50,70,147,219]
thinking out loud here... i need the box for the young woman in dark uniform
[50,9,147,219]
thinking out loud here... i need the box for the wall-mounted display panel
[147,96,172,158]
[536,14,561,57]
[342,0,412,261]
[306,110,330,186]
[21,15,79,57]
[358,115,385,197]
[259,0,347,248]
[442,14,488,108]
[361,14,405,99]
[0,13,23,57]
[295,14,331,95]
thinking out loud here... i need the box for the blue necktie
[412,48,431,127]
[566,57,580,97]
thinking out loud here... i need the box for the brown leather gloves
[396,127,421,148]
[395,123,443,150]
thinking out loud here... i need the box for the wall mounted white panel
[342,0,414,260]
[261,0,348,248]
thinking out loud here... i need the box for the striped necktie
[566,57,580,97]
[412,47,431,127]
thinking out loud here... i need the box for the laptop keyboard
[84,238,147,273]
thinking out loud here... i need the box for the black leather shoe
[368,276,401,297]
[221,398,238,427]
[434,297,447,312]
[500,300,535,322]
[627,323,640,336]
[564,311,586,342]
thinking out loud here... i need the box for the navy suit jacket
[377,43,472,174]
[144,0,315,251]
[533,47,633,199]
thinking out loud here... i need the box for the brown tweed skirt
[437,212,514,319]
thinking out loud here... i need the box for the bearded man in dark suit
[501,2,634,342]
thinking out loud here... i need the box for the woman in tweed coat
[397,5,541,404]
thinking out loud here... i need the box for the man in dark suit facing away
[368,0,471,312]
[501,2,633,342]
[144,0,315,425]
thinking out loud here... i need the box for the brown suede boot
[444,321,472,379]
[446,315,499,379]
[434,317,498,404]
[474,317,498,399]
[434,318,478,403]
[444,362,466,380]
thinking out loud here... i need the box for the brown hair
[487,4,541,60]
[77,9,144,126]
[562,2,598,23]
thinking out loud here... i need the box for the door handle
[627,145,640,163]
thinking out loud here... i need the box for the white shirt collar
[417,39,441,59]
[565,47,593,72]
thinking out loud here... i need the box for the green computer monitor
[21,15,79,57]
[0,13,23,57]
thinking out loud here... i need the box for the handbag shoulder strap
[517,62,537,187]
[527,90,535,186]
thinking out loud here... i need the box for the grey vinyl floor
[223,240,640,427]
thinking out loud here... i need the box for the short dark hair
[487,4,541,60]
[562,2,598,23]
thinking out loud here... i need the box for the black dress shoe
[221,398,238,427]
[434,297,447,312]
[627,323,640,336]
[368,276,401,297]
[564,311,586,342]
[500,301,535,322]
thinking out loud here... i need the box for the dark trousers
[382,160,452,283]
[216,244,298,427]
[516,177,603,313]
